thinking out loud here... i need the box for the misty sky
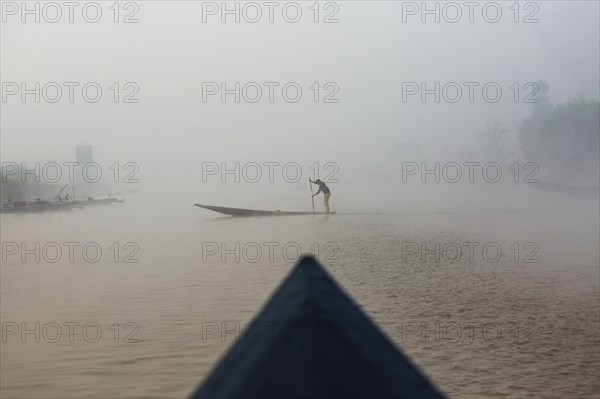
[1,1,599,208]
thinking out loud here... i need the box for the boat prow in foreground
[190,256,445,399]
[194,204,335,217]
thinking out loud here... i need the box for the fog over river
[1,1,599,398]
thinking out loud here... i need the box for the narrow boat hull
[190,256,445,399]
[194,204,335,217]
[83,197,125,206]
[0,202,78,214]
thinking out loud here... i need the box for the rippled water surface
[1,195,599,398]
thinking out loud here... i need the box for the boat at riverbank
[81,196,125,206]
[0,196,124,214]
[194,204,335,217]
[191,256,445,399]
[0,200,80,214]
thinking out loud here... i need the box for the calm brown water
[1,193,599,398]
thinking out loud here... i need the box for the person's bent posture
[310,179,331,213]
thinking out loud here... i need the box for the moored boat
[0,200,80,214]
[0,196,124,214]
[82,196,125,206]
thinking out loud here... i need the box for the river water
[1,192,598,399]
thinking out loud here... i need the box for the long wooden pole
[309,178,315,213]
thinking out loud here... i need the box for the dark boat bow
[190,256,445,399]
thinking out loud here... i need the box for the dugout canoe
[83,197,125,206]
[190,256,446,399]
[194,203,335,217]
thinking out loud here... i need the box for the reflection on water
[1,196,599,398]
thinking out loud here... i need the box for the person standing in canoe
[310,179,331,213]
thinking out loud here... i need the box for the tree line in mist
[479,80,599,185]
